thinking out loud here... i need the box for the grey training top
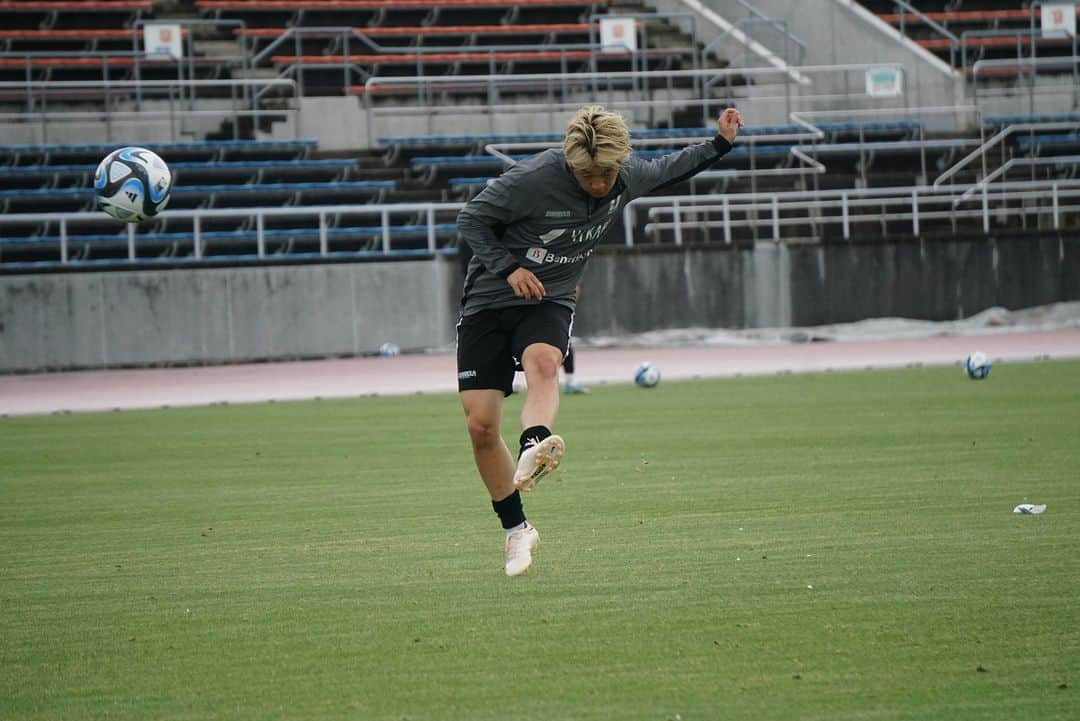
[456,135,733,317]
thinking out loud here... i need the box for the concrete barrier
[1,233,1077,372]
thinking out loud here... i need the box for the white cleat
[504,523,540,576]
[513,434,565,492]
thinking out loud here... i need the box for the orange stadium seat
[197,0,601,10]
[236,23,596,39]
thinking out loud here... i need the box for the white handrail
[622,178,1080,245]
[933,121,1080,188]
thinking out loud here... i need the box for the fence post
[842,191,850,239]
[672,199,683,246]
[911,189,919,236]
[60,218,68,264]
[257,213,265,258]
[127,222,136,261]
[722,197,731,244]
[1052,183,1060,230]
[426,206,436,253]
[381,209,391,253]
[319,211,328,256]
[193,214,202,259]
[771,195,780,240]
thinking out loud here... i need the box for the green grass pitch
[2,361,1078,721]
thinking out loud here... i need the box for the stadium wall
[1,235,1077,372]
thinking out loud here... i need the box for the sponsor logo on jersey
[569,218,614,244]
[539,228,567,245]
[525,247,596,265]
[545,209,572,218]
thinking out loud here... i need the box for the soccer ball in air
[963,351,991,380]
[635,362,661,388]
[94,147,173,223]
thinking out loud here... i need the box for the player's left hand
[718,108,743,143]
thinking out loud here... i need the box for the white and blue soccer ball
[94,146,173,223]
[378,342,400,357]
[635,361,661,388]
[963,351,992,380]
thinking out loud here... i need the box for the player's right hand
[507,268,545,300]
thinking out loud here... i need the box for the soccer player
[456,104,743,575]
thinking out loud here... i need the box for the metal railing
[934,121,1080,188]
[131,18,252,109]
[885,0,961,67]
[361,63,912,146]
[971,55,1080,114]
[0,78,301,143]
[709,0,808,69]
[0,203,465,268]
[625,178,1080,246]
[251,25,684,98]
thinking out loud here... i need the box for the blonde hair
[562,105,632,171]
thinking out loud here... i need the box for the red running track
[2,330,1079,417]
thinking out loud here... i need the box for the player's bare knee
[466,415,501,450]
[522,347,562,383]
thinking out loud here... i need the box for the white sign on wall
[144,24,183,59]
[865,66,903,97]
[599,17,637,54]
[1041,3,1077,37]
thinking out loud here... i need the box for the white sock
[505,521,527,535]
[564,372,575,386]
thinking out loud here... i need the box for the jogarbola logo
[545,209,572,218]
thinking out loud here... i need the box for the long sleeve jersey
[456,134,733,316]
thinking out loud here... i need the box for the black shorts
[456,303,574,395]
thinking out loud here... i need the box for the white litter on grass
[1013,503,1047,514]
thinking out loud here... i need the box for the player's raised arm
[626,108,744,198]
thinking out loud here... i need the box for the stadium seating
[0,137,432,266]
[857,1,1079,72]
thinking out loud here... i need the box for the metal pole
[911,189,919,236]
[672,199,682,246]
[257,213,265,257]
[193,214,202,259]
[426,207,436,253]
[771,195,780,240]
[127,222,136,261]
[1052,182,1060,229]
[722,197,731,244]
[60,218,68,264]
[319,211,328,256]
[842,191,850,239]
[381,209,391,253]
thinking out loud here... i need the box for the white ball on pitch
[93,146,173,223]
[963,351,991,380]
[378,342,400,357]
[635,361,661,388]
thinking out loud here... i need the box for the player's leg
[457,310,538,576]
[520,341,562,431]
[511,304,572,491]
[460,389,516,502]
